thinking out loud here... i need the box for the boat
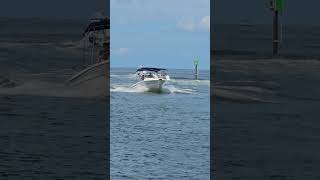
[67,15,109,97]
[132,67,170,92]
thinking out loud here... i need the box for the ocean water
[0,18,108,179]
[213,24,320,57]
[212,23,320,179]
[213,59,320,179]
[111,68,210,179]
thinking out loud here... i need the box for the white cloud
[177,15,210,32]
[177,21,196,31]
[113,48,129,55]
[199,16,210,31]
[111,0,210,25]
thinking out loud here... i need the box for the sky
[111,0,210,69]
[212,0,320,25]
[0,0,109,19]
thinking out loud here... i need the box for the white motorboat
[67,16,109,97]
[68,60,108,96]
[132,67,170,92]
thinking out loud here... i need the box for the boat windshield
[136,68,169,81]
[146,72,154,78]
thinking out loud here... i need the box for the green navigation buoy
[194,58,199,79]
[275,0,284,12]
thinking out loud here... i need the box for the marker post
[268,0,283,55]
[194,58,199,79]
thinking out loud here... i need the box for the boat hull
[67,61,109,97]
[132,79,166,92]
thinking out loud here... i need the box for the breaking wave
[0,79,106,98]
[111,84,148,93]
[162,85,195,94]
[111,83,196,94]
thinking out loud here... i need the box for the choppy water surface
[0,18,108,179]
[214,59,320,180]
[111,68,210,179]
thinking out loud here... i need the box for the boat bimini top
[136,67,167,72]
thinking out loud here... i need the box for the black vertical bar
[195,64,198,79]
[273,10,279,55]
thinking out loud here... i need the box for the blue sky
[111,0,210,69]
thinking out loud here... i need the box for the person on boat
[141,75,145,80]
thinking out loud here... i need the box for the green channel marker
[275,0,283,12]
[194,58,199,79]
[194,58,199,65]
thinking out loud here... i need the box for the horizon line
[111,66,209,70]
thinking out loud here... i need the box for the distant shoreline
[111,67,210,71]
[211,49,320,60]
